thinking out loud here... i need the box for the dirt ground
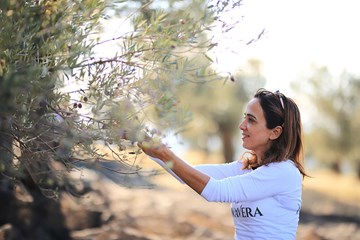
[67,167,360,240]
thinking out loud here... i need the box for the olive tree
[0,0,244,238]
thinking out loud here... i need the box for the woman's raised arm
[138,141,210,194]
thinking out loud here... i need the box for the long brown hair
[243,89,307,178]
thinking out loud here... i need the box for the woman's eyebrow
[244,113,257,119]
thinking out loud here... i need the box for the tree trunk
[0,175,71,240]
[220,130,235,163]
[0,116,15,191]
[0,118,71,240]
[21,171,71,240]
[330,161,341,173]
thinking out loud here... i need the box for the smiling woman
[138,88,308,240]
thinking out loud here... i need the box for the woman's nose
[239,119,246,130]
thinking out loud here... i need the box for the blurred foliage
[0,0,107,199]
[294,66,360,176]
[0,0,248,200]
[178,59,265,162]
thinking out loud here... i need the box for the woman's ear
[269,126,283,140]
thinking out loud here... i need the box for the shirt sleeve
[200,161,302,203]
[194,161,249,179]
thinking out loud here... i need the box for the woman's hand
[137,139,172,161]
[138,138,210,195]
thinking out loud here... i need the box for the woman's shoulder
[259,160,301,178]
[269,159,298,169]
[253,160,302,189]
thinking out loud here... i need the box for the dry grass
[303,169,360,208]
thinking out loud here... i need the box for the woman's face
[239,98,275,159]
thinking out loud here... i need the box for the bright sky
[210,0,360,92]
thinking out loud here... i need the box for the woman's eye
[248,118,256,123]
[243,114,256,123]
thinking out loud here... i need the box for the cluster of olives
[72,96,88,109]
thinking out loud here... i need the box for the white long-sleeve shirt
[195,160,302,240]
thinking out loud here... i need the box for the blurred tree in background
[0,0,247,238]
[178,59,265,163]
[295,66,360,178]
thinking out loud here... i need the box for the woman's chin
[242,143,250,150]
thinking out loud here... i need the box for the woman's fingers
[138,140,158,150]
[137,139,165,158]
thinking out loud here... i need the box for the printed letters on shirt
[231,205,263,218]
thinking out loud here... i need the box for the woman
[138,88,307,240]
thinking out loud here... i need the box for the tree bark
[0,117,71,240]
[220,130,235,163]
